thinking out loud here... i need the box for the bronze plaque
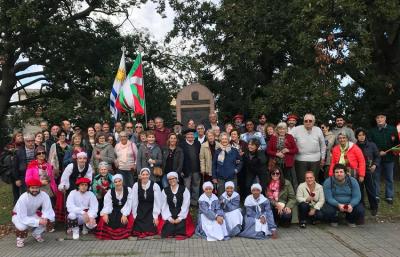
[181,107,210,127]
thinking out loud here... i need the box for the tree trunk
[0,63,17,126]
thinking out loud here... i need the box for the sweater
[323,176,361,207]
[296,182,325,210]
[291,125,326,162]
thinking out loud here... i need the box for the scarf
[244,194,268,214]
[95,142,109,150]
[339,142,349,164]
[217,145,231,164]
[267,180,280,201]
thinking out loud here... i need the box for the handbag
[153,166,163,177]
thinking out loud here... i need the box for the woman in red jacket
[266,122,299,189]
[329,133,365,183]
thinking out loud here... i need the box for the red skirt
[55,191,66,222]
[131,216,163,238]
[96,214,134,240]
[158,214,195,240]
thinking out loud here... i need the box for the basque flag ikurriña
[116,53,145,116]
[109,52,126,120]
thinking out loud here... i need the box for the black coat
[180,140,201,177]
[161,146,184,175]
[13,148,29,181]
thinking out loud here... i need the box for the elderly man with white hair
[239,183,277,239]
[291,113,326,184]
[58,151,93,193]
[160,172,195,239]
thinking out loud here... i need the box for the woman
[239,183,277,239]
[92,162,114,216]
[48,130,71,179]
[43,130,50,142]
[296,171,324,228]
[114,131,138,188]
[219,181,242,237]
[34,132,44,148]
[355,128,380,216]
[266,122,299,188]
[63,133,85,167]
[230,129,247,198]
[212,132,242,196]
[160,172,195,239]
[161,133,184,188]
[200,130,221,183]
[320,122,335,182]
[266,167,296,227]
[224,123,234,135]
[196,181,228,241]
[96,174,133,240]
[264,123,276,144]
[83,126,96,160]
[131,168,162,238]
[91,132,115,172]
[136,131,147,149]
[107,135,116,147]
[136,130,162,184]
[243,138,268,195]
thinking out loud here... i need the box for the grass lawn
[0,182,13,225]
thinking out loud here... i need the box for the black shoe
[371,209,378,216]
[299,223,306,229]
[386,199,393,205]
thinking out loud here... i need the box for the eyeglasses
[168,178,177,181]
[36,152,46,155]
[135,126,143,128]
[321,126,326,129]
[126,127,133,129]
[271,172,280,176]
[304,120,313,123]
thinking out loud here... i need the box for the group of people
[2,111,400,247]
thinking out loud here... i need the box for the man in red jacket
[329,133,365,183]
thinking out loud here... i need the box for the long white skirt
[201,214,228,241]
[255,218,268,234]
[225,209,243,232]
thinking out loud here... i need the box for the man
[173,121,184,142]
[256,113,268,139]
[46,125,60,155]
[286,114,298,135]
[154,117,171,148]
[329,133,365,182]
[332,115,356,144]
[12,134,36,203]
[113,121,123,143]
[124,122,135,142]
[368,112,399,205]
[147,118,155,130]
[133,122,144,143]
[180,129,201,206]
[322,164,364,227]
[233,114,246,134]
[205,112,223,131]
[292,114,326,183]
[66,177,98,240]
[58,152,94,193]
[61,120,73,143]
[240,120,267,150]
[94,122,102,133]
[39,120,48,132]
[12,178,55,247]
[196,124,207,144]
[102,122,111,134]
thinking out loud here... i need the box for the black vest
[69,161,89,191]
[111,186,129,210]
[164,185,185,218]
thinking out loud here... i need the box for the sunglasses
[135,126,143,128]
[36,152,46,155]
[321,126,326,129]
[304,120,313,123]
[271,172,280,176]
[126,127,133,129]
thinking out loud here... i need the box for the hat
[173,121,183,126]
[167,171,179,180]
[183,128,196,135]
[287,114,298,121]
[225,181,235,189]
[75,177,91,186]
[73,125,81,130]
[26,178,42,187]
[233,114,244,121]
[112,174,123,182]
[251,183,262,192]
[76,151,88,158]
[202,181,213,191]
[375,111,387,117]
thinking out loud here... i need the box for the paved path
[1,223,400,257]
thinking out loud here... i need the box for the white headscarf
[167,171,179,181]
[225,181,235,189]
[202,181,213,191]
[112,174,123,182]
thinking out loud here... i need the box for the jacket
[161,146,184,174]
[136,144,163,181]
[266,134,298,168]
[357,140,380,169]
[296,182,325,210]
[268,179,296,209]
[199,141,221,176]
[243,150,268,177]
[368,124,399,162]
[180,140,201,176]
[212,147,242,180]
[329,142,366,177]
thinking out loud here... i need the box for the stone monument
[176,83,215,127]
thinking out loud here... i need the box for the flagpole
[138,44,148,126]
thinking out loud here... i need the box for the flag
[109,52,126,120]
[116,53,145,116]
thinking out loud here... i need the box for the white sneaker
[72,230,80,240]
[33,234,45,243]
[82,226,88,235]
[16,238,24,248]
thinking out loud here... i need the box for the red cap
[26,178,42,187]
[233,114,244,121]
[75,177,91,186]
[287,114,298,121]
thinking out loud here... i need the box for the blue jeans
[374,161,394,200]
[322,203,365,224]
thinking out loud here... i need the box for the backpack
[0,150,14,184]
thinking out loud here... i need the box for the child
[219,181,243,237]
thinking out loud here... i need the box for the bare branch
[8,92,51,107]
[15,71,45,80]
[13,61,35,73]
[12,77,47,93]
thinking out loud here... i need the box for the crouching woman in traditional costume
[131,168,162,238]
[66,177,98,240]
[12,178,55,247]
[239,183,277,239]
[219,181,243,237]
[196,181,228,241]
[96,174,133,240]
[160,172,195,239]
